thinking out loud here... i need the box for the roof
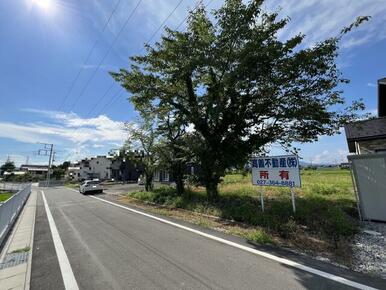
[20,164,48,168]
[344,117,386,141]
[344,117,386,152]
[20,164,48,171]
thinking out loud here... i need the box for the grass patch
[11,246,30,253]
[127,169,358,264]
[0,192,12,202]
[64,182,80,189]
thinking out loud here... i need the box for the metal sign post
[291,187,296,213]
[260,186,265,212]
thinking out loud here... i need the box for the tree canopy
[1,161,16,175]
[112,0,366,200]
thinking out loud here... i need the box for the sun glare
[32,0,53,12]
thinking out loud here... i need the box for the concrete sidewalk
[0,190,37,290]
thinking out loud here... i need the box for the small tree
[113,0,368,200]
[156,112,192,196]
[51,166,65,180]
[125,119,158,191]
[1,161,15,176]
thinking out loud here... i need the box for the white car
[79,180,103,194]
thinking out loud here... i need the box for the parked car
[79,180,103,194]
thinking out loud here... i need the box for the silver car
[79,180,103,194]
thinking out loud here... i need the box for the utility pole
[38,143,54,187]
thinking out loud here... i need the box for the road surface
[30,186,385,289]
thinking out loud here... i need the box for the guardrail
[0,183,31,249]
[0,182,28,192]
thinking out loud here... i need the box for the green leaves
[112,0,367,199]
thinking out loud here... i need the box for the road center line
[41,190,79,290]
[89,195,378,290]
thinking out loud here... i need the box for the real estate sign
[251,155,301,188]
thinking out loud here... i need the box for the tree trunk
[206,178,219,202]
[175,173,184,196]
[145,173,153,192]
[173,163,185,196]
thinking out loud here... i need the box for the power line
[143,0,185,49]
[68,0,143,112]
[174,0,216,31]
[57,0,216,163]
[85,82,115,117]
[57,40,98,111]
[96,88,124,115]
[57,0,122,112]
[87,0,185,122]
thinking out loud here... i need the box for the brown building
[345,78,386,154]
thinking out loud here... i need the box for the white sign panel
[251,155,301,187]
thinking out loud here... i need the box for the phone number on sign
[255,180,295,187]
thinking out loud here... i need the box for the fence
[349,153,386,222]
[0,183,31,248]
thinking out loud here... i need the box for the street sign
[251,155,301,188]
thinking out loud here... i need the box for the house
[111,158,143,182]
[345,78,386,154]
[66,166,81,180]
[153,164,197,183]
[70,156,113,181]
[20,164,48,178]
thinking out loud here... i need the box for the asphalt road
[102,182,143,196]
[30,187,385,290]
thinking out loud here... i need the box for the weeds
[11,246,30,253]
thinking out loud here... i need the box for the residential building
[20,164,48,178]
[345,78,386,154]
[111,158,143,182]
[66,166,80,180]
[70,156,113,181]
[153,164,197,183]
[68,154,143,182]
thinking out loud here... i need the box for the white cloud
[309,149,348,164]
[367,82,377,87]
[0,109,128,162]
[267,0,386,49]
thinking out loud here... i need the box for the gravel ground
[352,222,386,279]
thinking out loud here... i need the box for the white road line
[89,195,378,290]
[41,190,79,290]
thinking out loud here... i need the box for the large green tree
[112,0,366,200]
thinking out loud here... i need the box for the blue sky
[0,0,385,166]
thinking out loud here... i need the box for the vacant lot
[121,169,358,266]
[0,191,13,202]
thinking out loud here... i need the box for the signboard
[251,155,301,188]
